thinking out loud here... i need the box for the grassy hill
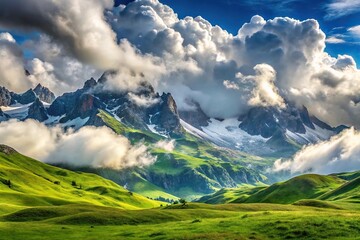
[320,176,360,202]
[197,173,360,204]
[0,145,161,215]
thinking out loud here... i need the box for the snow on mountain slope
[62,117,90,130]
[181,117,340,156]
[181,118,275,155]
[285,125,336,145]
[2,103,32,119]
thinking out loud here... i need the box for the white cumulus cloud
[0,120,156,170]
[273,128,360,174]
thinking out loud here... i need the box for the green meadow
[0,145,360,239]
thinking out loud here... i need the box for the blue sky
[116,0,360,65]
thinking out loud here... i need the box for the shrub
[179,198,187,206]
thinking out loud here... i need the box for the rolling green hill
[197,173,360,204]
[320,176,360,202]
[0,145,161,215]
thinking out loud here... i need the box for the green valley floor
[1,202,360,240]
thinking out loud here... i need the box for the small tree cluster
[179,198,187,206]
[154,196,175,203]
[71,180,77,187]
[2,179,11,188]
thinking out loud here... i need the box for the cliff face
[33,84,56,103]
[0,87,12,106]
[26,98,48,122]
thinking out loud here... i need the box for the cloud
[24,35,102,95]
[128,92,160,107]
[273,128,360,174]
[0,0,116,70]
[0,32,16,43]
[237,15,266,41]
[0,0,165,97]
[0,33,30,92]
[154,140,175,152]
[223,80,240,90]
[0,119,59,160]
[247,64,285,108]
[348,25,360,38]
[0,119,156,170]
[325,36,346,44]
[324,0,360,20]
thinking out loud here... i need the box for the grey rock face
[179,101,210,128]
[27,98,48,122]
[149,93,183,136]
[0,108,10,121]
[65,93,105,121]
[0,87,12,106]
[12,89,36,105]
[0,145,17,155]
[33,84,56,103]
[239,104,317,138]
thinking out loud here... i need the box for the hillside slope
[197,173,357,204]
[0,145,161,214]
[320,177,360,202]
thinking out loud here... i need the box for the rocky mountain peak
[27,98,48,122]
[33,84,56,103]
[83,78,97,90]
[147,93,183,136]
[14,89,37,105]
[179,101,210,128]
[239,103,317,138]
[63,93,105,121]
[161,93,177,114]
[0,86,12,106]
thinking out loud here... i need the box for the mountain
[197,172,360,204]
[0,86,12,106]
[33,84,56,103]
[0,108,9,121]
[0,84,55,108]
[0,75,348,199]
[180,103,347,157]
[47,76,183,137]
[0,78,270,199]
[26,98,49,122]
[0,144,161,211]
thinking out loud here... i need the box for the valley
[0,145,359,239]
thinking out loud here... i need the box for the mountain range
[0,74,348,199]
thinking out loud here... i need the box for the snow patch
[62,117,89,129]
[181,118,271,154]
[285,124,335,145]
[2,103,32,119]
